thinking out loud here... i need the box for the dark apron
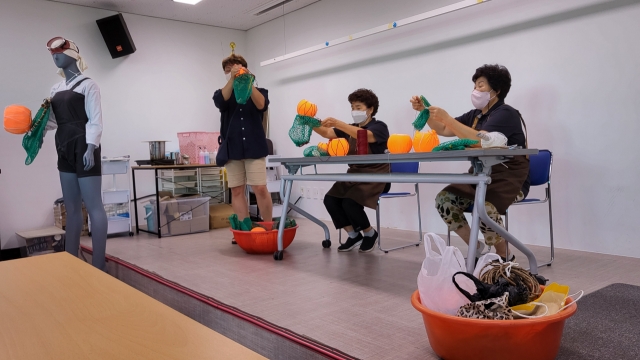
[443,113,529,214]
[326,136,390,209]
[51,77,101,177]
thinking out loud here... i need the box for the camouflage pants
[435,191,507,246]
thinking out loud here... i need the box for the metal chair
[506,149,554,266]
[339,162,423,253]
[447,150,554,267]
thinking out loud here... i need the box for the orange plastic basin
[230,225,297,254]
[411,290,577,360]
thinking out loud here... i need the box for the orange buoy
[4,105,32,134]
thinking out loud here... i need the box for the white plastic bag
[473,252,502,278]
[417,233,475,315]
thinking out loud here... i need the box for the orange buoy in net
[4,105,32,134]
[297,99,318,117]
[413,129,440,152]
[328,138,349,156]
[387,134,413,154]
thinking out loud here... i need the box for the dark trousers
[323,195,371,232]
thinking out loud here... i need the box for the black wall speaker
[96,14,136,59]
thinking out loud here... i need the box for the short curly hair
[472,64,512,100]
[222,54,248,70]
[348,88,379,117]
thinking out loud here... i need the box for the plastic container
[410,290,577,360]
[144,203,156,233]
[357,129,368,155]
[230,224,298,254]
[154,196,210,237]
[178,132,220,165]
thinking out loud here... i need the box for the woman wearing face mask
[314,89,390,252]
[410,64,529,262]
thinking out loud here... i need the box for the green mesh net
[229,214,253,231]
[273,217,297,230]
[22,99,51,165]
[432,138,479,152]
[412,96,431,131]
[233,73,255,104]
[289,114,321,147]
[303,145,328,157]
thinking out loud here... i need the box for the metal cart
[90,156,134,237]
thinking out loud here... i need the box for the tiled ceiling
[48,0,321,30]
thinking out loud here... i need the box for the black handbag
[215,135,230,166]
[216,103,240,167]
[452,272,530,307]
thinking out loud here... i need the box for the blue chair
[339,162,423,253]
[447,150,554,267]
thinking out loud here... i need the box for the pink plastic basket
[178,132,220,164]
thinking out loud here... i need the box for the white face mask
[351,110,368,124]
[471,89,495,110]
[225,72,232,81]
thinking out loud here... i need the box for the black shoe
[359,231,378,253]
[501,255,515,262]
[338,234,363,252]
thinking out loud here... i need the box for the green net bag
[22,99,51,165]
[303,145,328,157]
[412,96,431,131]
[289,114,321,147]
[432,138,479,152]
[273,217,297,230]
[233,73,255,104]
[229,214,253,231]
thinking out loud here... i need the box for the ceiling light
[173,0,202,5]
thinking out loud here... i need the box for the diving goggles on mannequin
[46,37,78,55]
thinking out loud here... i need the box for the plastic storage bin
[178,132,220,165]
[144,203,157,233]
[154,196,211,237]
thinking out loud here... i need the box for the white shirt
[46,75,103,146]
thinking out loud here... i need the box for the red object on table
[357,129,368,155]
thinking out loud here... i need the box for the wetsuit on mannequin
[43,37,107,270]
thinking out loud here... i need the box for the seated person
[313,89,390,253]
[410,64,528,261]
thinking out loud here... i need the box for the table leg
[155,168,161,239]
[278,176,331,246]
[132,168,140,234]
[275,179,293,260]
[287,202,331,244]
[473,183,540,274]
[467,181,484,273]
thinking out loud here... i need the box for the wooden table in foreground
[0,253,265,360]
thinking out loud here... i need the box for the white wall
[0,0,245,248]
[246,0,640,257]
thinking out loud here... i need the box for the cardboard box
[209,203,234,229]
[16,227,66,256]
[156,194,210,236]
[170,216,209,236]
[53,204,89,236]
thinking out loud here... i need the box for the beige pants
[225,158,267,188]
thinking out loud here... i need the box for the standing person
[213,54,273,223]
[314,89,390,252]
